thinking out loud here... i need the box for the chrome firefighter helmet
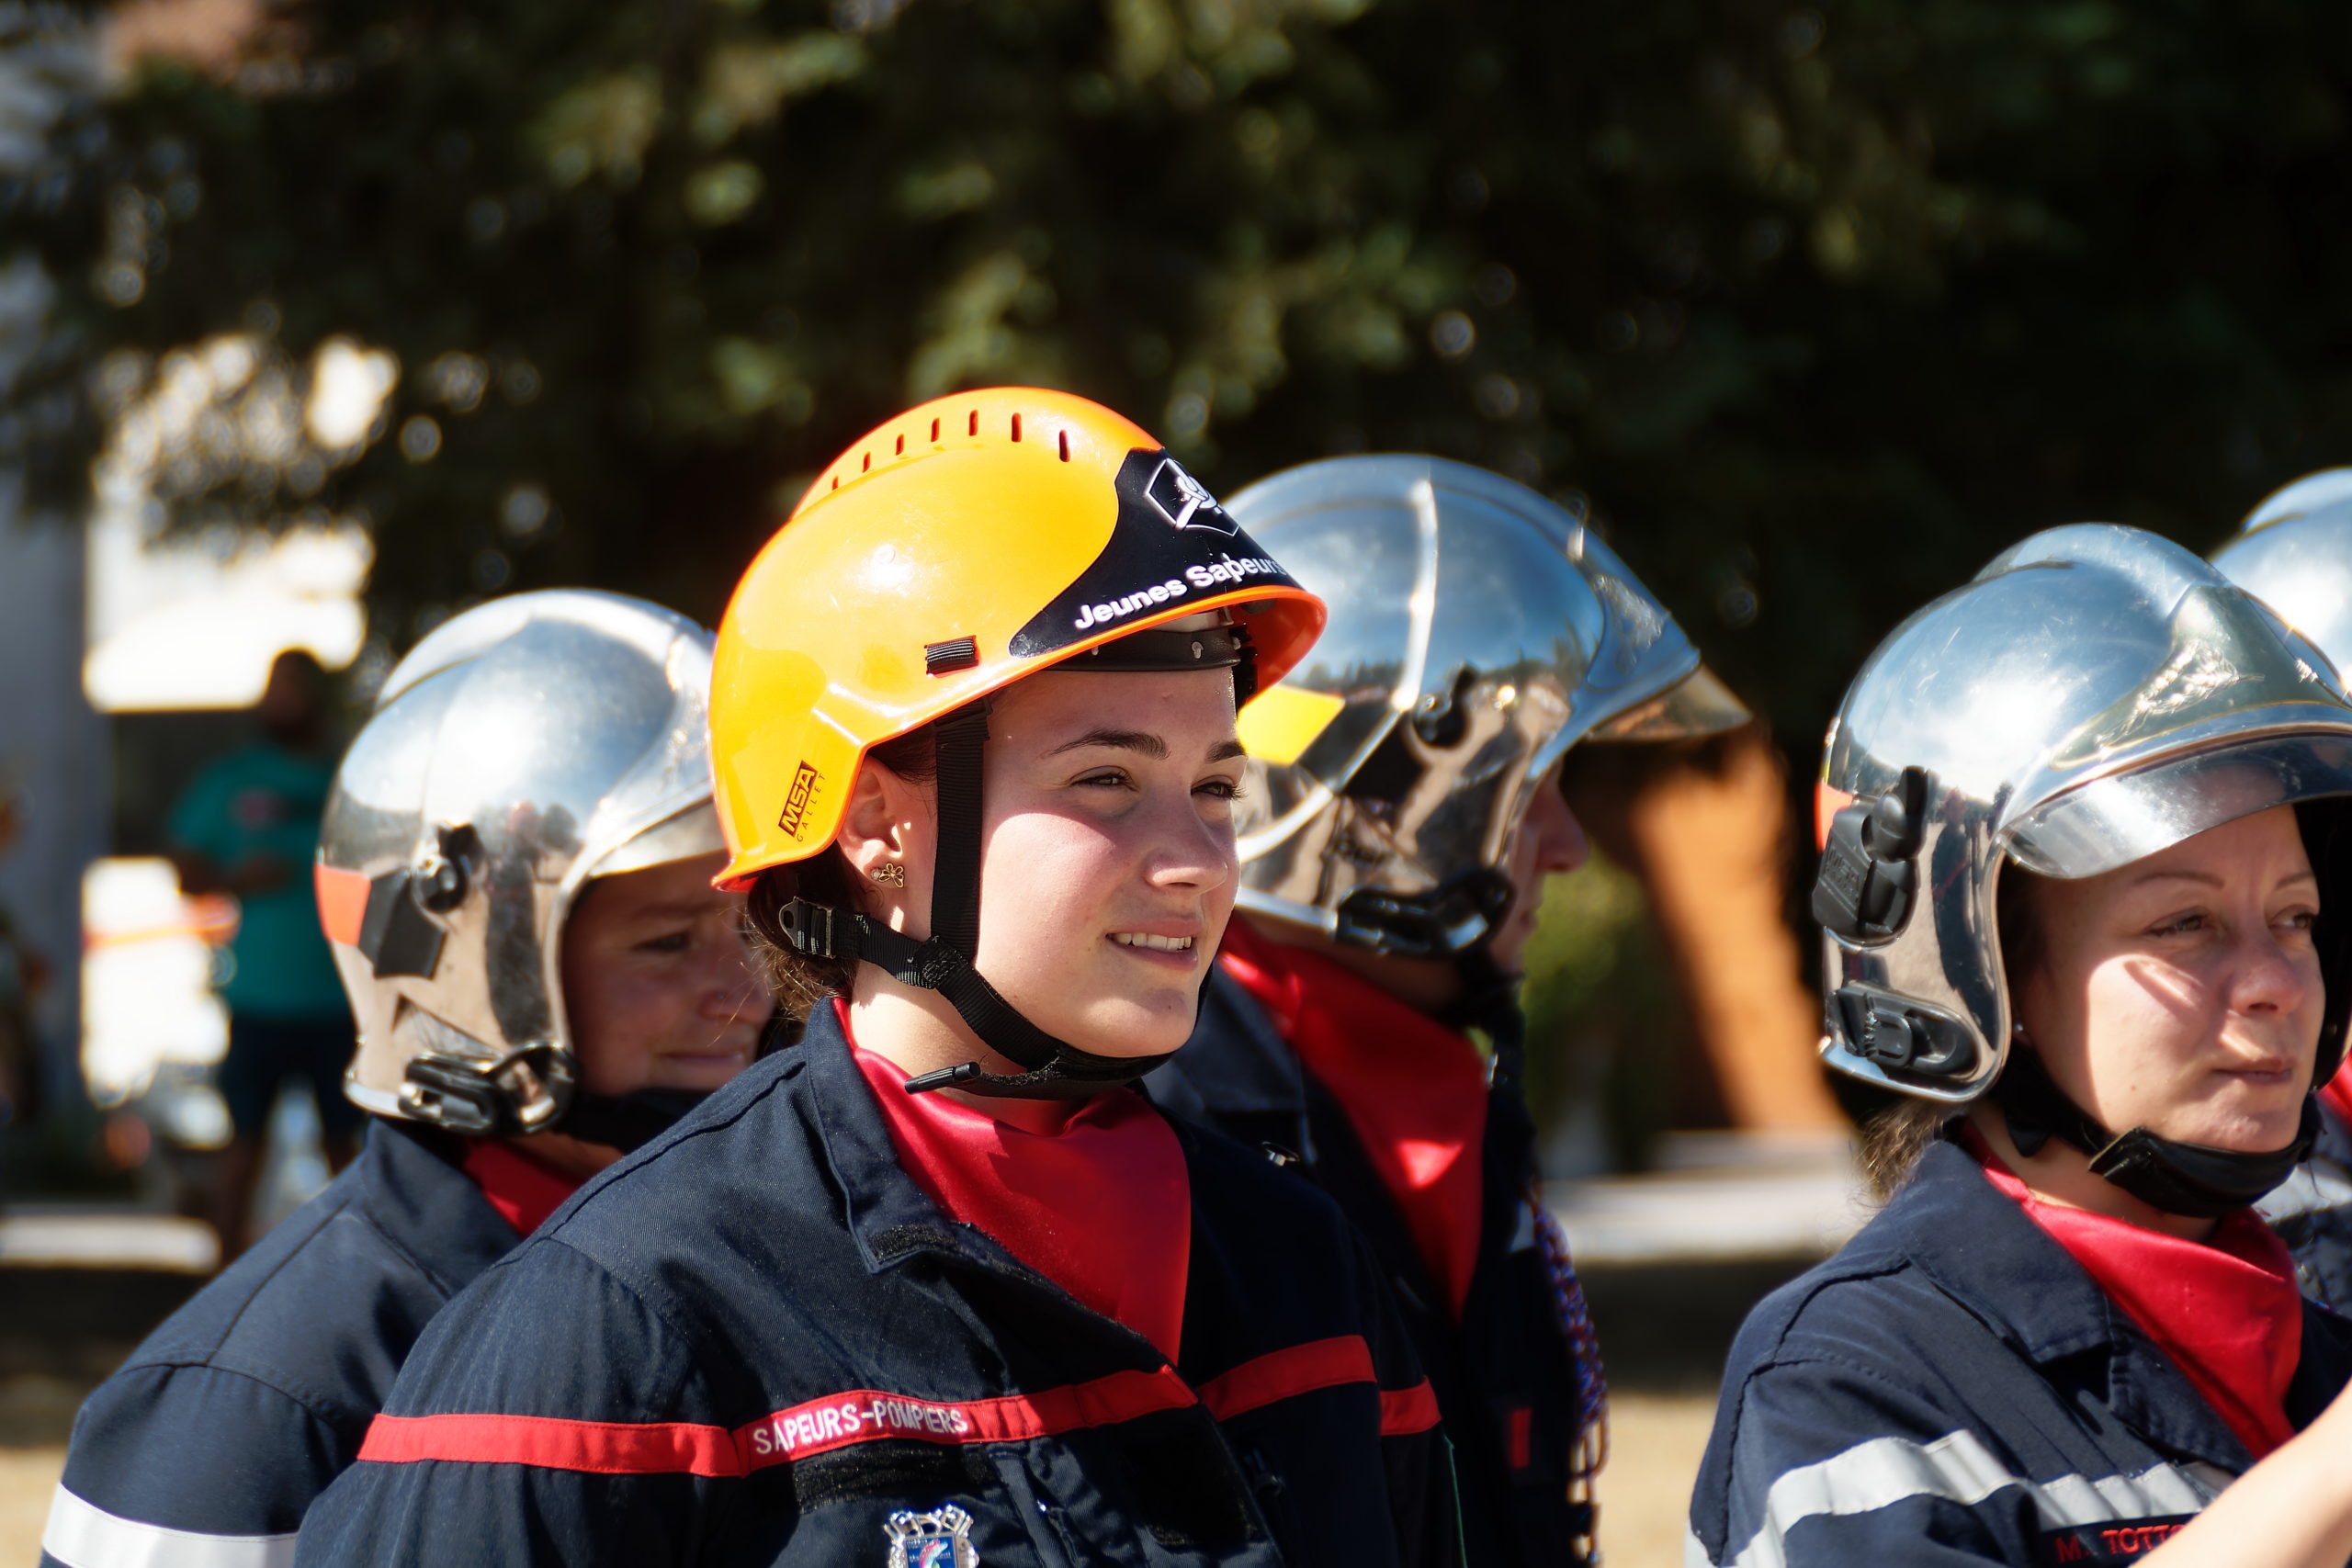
[2211,468,2352,672]
[1225,455,1748,957]
[1816,524,2352,1109]
[316,591,724,1137]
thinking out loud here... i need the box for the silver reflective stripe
[41,1485,297,1568]
[2256,1157,2352,1224]
[1714,1428,2222,1568]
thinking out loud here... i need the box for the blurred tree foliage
[15,0,2352,745]
[1516,850,1678,1174]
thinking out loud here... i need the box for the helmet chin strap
[1992,1042,2316,1219]
[779,699,1178,1100]
[1442,941,1529,1099]
[558,1087,717,1153]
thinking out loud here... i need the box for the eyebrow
[615,899,727,923]
[2129,867,2317,890]
[1048,728,1168,761]
[1044,728,1248,765]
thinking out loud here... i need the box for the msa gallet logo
[884,1503,978,1568]
[1145,457,1237,535]
[776,761,822,838]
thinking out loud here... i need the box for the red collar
[1963,1126,2303,1460]
[845,1002,1191,1363]
[1217,919,1488,1319]
[459,1138,583,1239]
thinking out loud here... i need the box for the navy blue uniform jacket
[1151,970,1591,1568]
[296,1001,1459,1567]
[1692,1139,2352,1568]
[42,1119,518,1568]
[2260,1099,2352,1309]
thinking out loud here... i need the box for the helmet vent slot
[931,418,941,441]
[967,409,979,435]
[1011,412,1023,442]
[1058,429,1070,462]
[895,434,905,456]
[862,451,872,472]
[925,637,980,676]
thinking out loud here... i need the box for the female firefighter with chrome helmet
[48,593,769,1568]
[1146,454,1749,1568]
[1692,526,2352,1568]
[298,390,1460,1567]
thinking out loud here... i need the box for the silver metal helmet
[2211,469,2352,673]
[1225,455,1749,956]
[1816,524,2352,1102]
[317,591,724,1134]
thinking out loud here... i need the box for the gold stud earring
[870,862,906,887]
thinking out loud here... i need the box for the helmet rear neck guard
[784,620,1259,1100]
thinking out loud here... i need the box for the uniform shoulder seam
[157,1187,364,1362]
[87,1356,355,1433]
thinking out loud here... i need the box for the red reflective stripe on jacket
[360,1342,1423,1477]
[1197,1334,1435,1433]
[1379,1380,1442,1436]
[359,1412,745,1476]
[1200,1335,1374,1421]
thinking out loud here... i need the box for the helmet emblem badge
[2130,641,2246,723]
[883,1503,979,1568]
[1145,457,1237,536]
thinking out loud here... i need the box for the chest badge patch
[884,1504,978,1568]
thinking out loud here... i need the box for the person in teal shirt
[166,649,356,1259]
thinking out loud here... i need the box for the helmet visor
[2007,731,2352,879]
[591,802,728,878]
[1585,665,1752,743]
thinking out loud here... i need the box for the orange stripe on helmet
[316,863,372,946]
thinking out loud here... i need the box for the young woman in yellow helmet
[297,389,1460,1567]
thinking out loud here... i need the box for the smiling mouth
[1110,932,1195,953]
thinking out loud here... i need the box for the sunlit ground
[2,1448,64,1553]
[1600,1393,1717,1566]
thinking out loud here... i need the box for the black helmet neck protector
[1993,1043,2321,1219]
[781,620,1257,1100]
[560,1087,717,1154]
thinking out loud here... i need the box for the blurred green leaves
[12,0,2352,739]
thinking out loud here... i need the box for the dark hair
[743,725,937,1019]
[1854,860,2053,1198]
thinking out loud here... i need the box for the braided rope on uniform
[1527,1178,1609,1485]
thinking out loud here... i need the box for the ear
[833,761,933,938]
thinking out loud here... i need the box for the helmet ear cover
[1813,767,1930,945]
[2299,796,2352,1088]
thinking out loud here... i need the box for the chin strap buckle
[400,1041,574,1136]
[781,899,851,961]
